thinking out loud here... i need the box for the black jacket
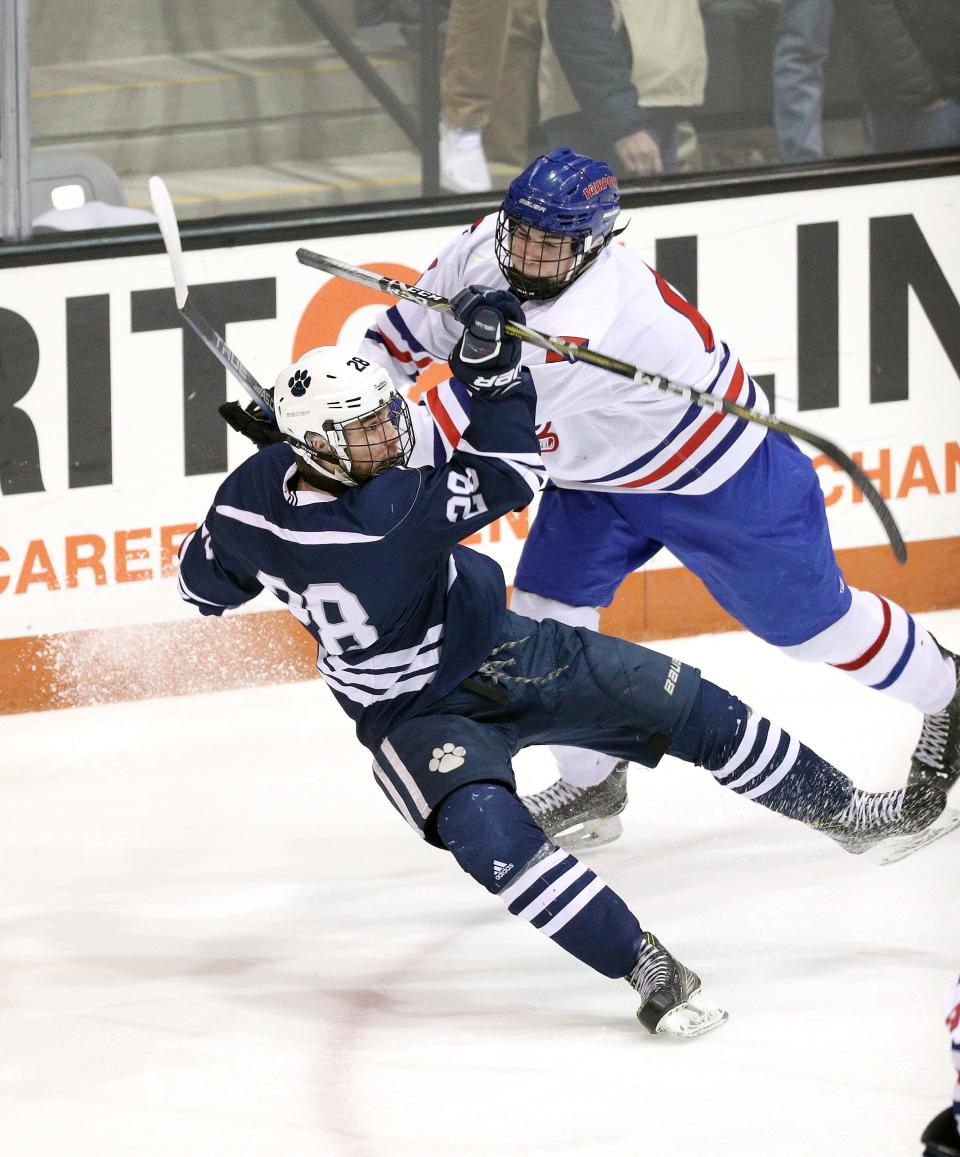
[544,0,652,142]
[842,0,960,110]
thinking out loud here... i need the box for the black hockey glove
[218,398,285,448]
[448,285,525,395]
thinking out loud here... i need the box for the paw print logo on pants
[429,743,466,773]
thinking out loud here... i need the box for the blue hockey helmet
[495,147,620,300]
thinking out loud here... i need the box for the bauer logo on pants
[664,658,682,696]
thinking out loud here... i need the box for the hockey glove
[219,399,285,448]
[448,285,525,395]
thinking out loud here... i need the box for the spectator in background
[439,0,541,193]
[841,0,960,154]
[538,0,707,176]
[772,0,834,163]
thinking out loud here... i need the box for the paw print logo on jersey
[289,369,311,397]
[429,743,466,773]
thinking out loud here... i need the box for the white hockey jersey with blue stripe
[359,214,769,495]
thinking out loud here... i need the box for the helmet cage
[494,211,597,301]
[298,394,413,485]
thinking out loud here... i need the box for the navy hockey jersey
[178,379,545,747]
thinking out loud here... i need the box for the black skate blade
[655,995,729,1040]
[875,806,960,865]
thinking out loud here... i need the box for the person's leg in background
[773,0,834,162]
[481,0,542,171]
[440,0,512,192]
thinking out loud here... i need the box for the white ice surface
[2,611,959,1157]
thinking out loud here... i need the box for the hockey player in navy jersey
[181,289,952,1038]
[356,146,960,850]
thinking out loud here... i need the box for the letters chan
[813,441,960,505]
[0,523,195,596]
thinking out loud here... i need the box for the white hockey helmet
[273,346,414,487]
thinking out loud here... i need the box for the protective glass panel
[6,0,956,237]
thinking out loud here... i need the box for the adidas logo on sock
[493,859,514,882]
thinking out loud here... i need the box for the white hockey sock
[550,747,621,788]
[509,587,601,632]
[780,587,955,714]
[509,590,618,787]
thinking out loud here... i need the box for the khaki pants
[441,0,541,167]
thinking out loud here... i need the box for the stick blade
[148,176,188,309]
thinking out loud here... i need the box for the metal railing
[295,0,440,194]
[1,0,31,241]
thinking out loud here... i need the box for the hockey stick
[148,176,274,418]
[296,247,907,564]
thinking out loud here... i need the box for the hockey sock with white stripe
[780,588,955,714]
[436,783,642,979]
[671,680,853,822]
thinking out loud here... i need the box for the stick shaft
[150,175,273,417]
[180,299,274,416]
[295,247,906,563]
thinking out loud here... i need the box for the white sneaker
[439,120,492,194]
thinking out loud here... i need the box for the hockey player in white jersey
[357,146,960,850]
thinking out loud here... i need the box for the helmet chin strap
[510,274,567,302]
[286,435,358,488]
[505,243,587,301]
[290,415,409,488]
[294,450,358,489]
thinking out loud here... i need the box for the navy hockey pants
[369,609,699,846]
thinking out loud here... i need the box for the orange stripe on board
[1,536,958,717]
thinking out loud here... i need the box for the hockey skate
[920,1107,960,1157]
[521,763,628,850]
[810,782,959,865]
[626,931,728,1040]
[909,643,960,795]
